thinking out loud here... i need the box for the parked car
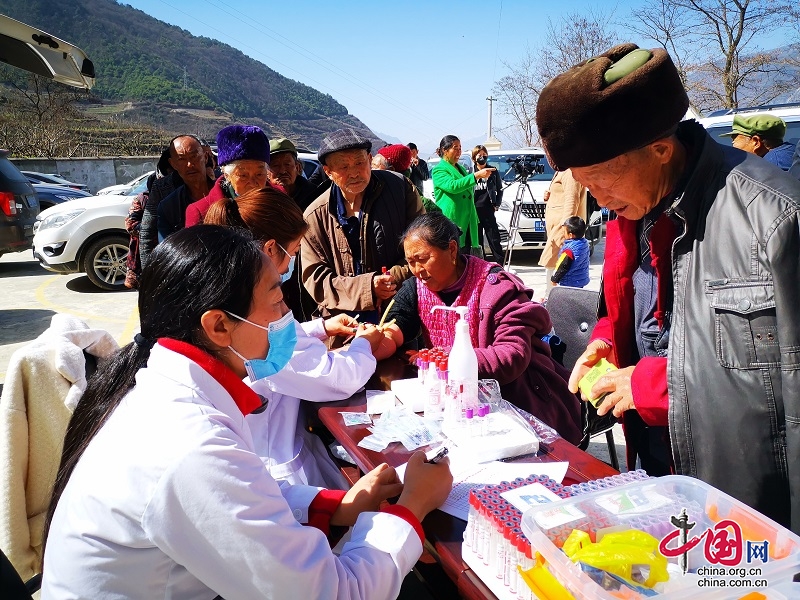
[96,171,154,196]
[32,175,149,290]
[22,171,89,192]
[698,102,800,147]
[0,13,95,90]
[33,183,92,211]
[421,153,474,202]
[0,150,39,258]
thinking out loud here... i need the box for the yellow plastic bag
[562,528,669,589]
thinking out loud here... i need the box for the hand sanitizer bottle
[431,305,479,414]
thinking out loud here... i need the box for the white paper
[395,444,570,521]
[366,389,397,415]
[501,482,562,513]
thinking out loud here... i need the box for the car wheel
[82,235,129,291]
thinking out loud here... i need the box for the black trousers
[476,204,504,262]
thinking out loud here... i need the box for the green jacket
[431,159,479,248]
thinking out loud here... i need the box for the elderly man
[267,137,319,212]
[302,129,424,331]
[719,114,795,171]
[139,135,214,264]
[537,43,800,530]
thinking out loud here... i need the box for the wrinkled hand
[373,273,397,301]
[354,322,384,353]
[592,366,636,418]
[324,313,359,337]
[396,451,453,523]
[331,463,403,527]
[568,339,612,394]
[474,167,496,180]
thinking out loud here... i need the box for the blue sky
[122,0,796,155]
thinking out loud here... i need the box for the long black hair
[42,225,264,558]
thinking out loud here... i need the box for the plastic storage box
[520,475,800,599]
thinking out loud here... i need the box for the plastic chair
[546,286,619,470]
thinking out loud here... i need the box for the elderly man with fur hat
[538,43,800,531]
[302,129,424,339]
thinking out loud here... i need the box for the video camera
[505,155,545,179]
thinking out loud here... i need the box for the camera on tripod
[505,155,545,179]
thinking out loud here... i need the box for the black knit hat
[536,43,689,171]
[318,129,372,165]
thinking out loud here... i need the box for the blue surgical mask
[276,242,296,284]
[226,310,297,380]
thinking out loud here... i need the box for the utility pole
[486,95,496,138]
[485,95,501,150]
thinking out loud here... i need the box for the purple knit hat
[216,124,270,166]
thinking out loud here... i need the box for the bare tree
[492,9,619,146]
[627,0,795,113]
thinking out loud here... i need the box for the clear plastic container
[520,475,800,599]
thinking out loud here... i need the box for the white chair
[0,315,118,582]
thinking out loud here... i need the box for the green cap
[719,114,786,140]
[269,137,298,155]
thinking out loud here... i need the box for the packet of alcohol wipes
[341,412,372,426]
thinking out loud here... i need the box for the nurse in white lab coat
[42,225,452,600]
[202,187,385,488]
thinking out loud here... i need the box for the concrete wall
[9,157,158,194]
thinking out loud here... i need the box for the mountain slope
[0,0,378,147]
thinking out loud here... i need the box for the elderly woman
[375,213,582,444]
[185,124,271,226]
[431,135,495,253]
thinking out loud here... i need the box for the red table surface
[314,356,618,599]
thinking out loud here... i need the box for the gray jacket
[668,121,800,531]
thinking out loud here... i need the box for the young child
[550,216,590,288]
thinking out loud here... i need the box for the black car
[33,183,93,211]
[0,150,39,257]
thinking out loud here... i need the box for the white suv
[32,176,149,290]
[489,148,554,250]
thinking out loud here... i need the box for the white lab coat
[246,319,375,488]
[41,344,421,600]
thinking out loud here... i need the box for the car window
[126,175,150,196]
[0,159,30,183]
[487,154,555,183]
[301,159,319,180]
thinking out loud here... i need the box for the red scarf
[157,338,264,416]
[417,256,493,350]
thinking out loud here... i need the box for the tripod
[502,169,543,271]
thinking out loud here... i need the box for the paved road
[0,251,139,385]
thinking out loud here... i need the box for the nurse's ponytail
[43,225,264,559]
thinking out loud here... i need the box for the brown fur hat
[536,43,689,171]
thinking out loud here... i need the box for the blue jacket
[556,237,590,287]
